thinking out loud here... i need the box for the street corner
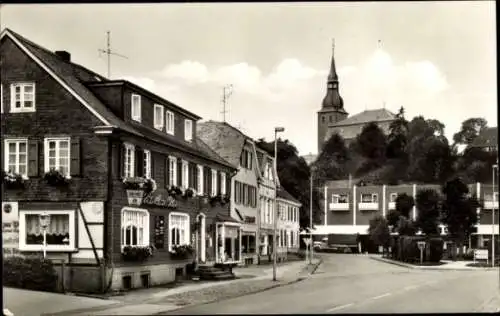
[369,255,415,269]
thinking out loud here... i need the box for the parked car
[313,241,327,251]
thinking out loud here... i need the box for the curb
[370,256,498,271]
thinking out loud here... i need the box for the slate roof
[470,127,498,148]
[277,187,301,205]
[2,28,235,170]
[2,28,139,136]
[196,121,250,168]
[329,108,396,127]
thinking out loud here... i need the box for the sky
[1,2,497,156]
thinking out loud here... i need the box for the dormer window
[166,110,175,135]
[11,83,36,113]
[211,169,217,196]
[184,119,193,142]
[131,94,141,122]
[154,104,164,131]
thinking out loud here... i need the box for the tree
[314,133,350,185]
[397,216,418,236]
[415,189,441,236]
[255,138,322,228]
[355,122,387,162]
[386,209,400,231]
[441,177,480,251]
[453,118,488,146]
[455,147,497,183]
[408,136,455,184]
[386,106,409,160]
[395,193,414,218]
[368,215,391,254]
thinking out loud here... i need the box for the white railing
[358,202,379,210]
[329,203,350,211]
[483,201,499,209]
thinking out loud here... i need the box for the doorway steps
[197,264,236,281]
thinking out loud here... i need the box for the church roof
[329,108,396,127]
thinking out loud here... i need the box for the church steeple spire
[322,38,344,109]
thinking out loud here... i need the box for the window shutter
[136,147,144,177]
[206,166,212,195]
[217,172,222,195]
[27,139,39,177]
[193,164,198,190]
[235,181,239,204]
[188,163,194,188]
[70,138,81,176]
[177,159,182,186]
[164,157,169,188]
[150,152,155,179]
[119,143,125,179]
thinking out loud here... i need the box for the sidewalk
[51,258,322,316]
[370,255,498,271]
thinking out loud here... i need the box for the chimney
[55,51,71,62]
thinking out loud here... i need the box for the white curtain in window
[170,214,188,247]
[25,214,69,236]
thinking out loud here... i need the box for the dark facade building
[1,28,241,293]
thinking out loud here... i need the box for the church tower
[317,39,348,153]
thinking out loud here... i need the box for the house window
[211,169,217,196]
[124,143,135,178]
[121,207,150,247]
[168,156,177,186]
[19,210,75,251]
[154,104,164,130]
[197,165,204,194]
[143,150,151,179]
[10,82,35,113]
[220,172,226,195]
[361,193,378,203]
[184,119,193,142]
[332,194,349,204]
[247,150,253,169]
[131,94,141,122]
[182,160,189,189]
[169,212,190,251]
[4,139,28,176]
[44,137,71,176]
[389,193,398,203]
[166,111,175,135]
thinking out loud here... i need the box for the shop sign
[143,192,177,209]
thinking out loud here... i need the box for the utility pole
[221,84,233,122]
[98,31,128,79]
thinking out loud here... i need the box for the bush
[427,238,444,263]
[3,256,58,292]
[394,236,444,263]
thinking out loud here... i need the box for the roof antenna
[221,84,233,122]
[98,31,128,79]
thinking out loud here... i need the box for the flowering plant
[169,244,194,259]
[2,170,28,189]
[44,168,71,186]
[168,185,184,196]
[121,245,155,262]
[209,194,230,206]
[183,187,196,199]
[122,177,157,193]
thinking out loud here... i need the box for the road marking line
[372,293,392,300]
[327,303,354,312]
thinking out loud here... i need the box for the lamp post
[309,166,314,265]
[39,212,51,259]
[493,163,498,268]
[273,126,285,282]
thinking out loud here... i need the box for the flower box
[2,171,28,190]
[121,245,154,262]
[44,169,71,187]
[168,186,184,197]
[169,244,194,260]
[122,177,157,193]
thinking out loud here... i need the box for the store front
[215,215,242,264]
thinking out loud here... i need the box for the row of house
[312,180,499,252]
[0,28,301,293]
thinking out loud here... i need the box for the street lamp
[309,166,315,265]
[273,126,285,282]
[493,163,498,268]
[39,212,51,259]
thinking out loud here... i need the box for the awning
[215,213,241,224]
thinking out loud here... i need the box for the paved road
[162,254,500,314]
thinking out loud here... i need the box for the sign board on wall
[2,202,20,256]
[154,216,165,249]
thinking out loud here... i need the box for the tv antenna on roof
[221,84,233,122]
[98,31,128,79]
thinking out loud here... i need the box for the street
[162,254,500,314]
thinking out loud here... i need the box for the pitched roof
[329,108,396,127]
[277,187,301,205]
[196,121,251,167]
[470,127,498,148]
[1,28,139,136]
[2,28,236,170]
